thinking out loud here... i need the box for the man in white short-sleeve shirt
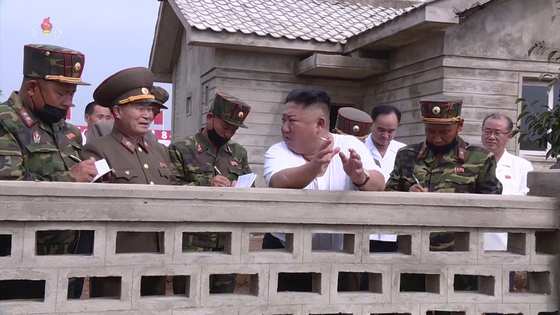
[263,88,385,252]
[481,113,534,251]
[363,105,406,250]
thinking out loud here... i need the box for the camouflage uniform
[168,92,253,186]
[386,98,502,252]
[385,137,501,194]
[169,92,252,293]
[0,44,90,298]
[169,133,252,186]
[0,93,82,181]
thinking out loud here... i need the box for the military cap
[93,67,157,108]
[211,92,251,128]
[23,44,90,85]
[420,97,463,124]
[334,107,373,139]
[151,86,169,109]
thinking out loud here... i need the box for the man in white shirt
[481,113,534,250]
[263,88,385,291]
[364,105,406,251]
[364,105,406,182]
[83,101,111,145]
[263,89,385,248]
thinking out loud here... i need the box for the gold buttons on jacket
[144,164,149,169]
[138,147,143,152]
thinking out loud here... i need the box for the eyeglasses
[482,129,511,137]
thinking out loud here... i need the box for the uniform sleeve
[0,121,75,181]
[168,143,186,183]
[80,143,104,161]
[385,150,404,191]
[168,142,198,186]
[476,153,503,194]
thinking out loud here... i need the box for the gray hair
[482,114,514,132]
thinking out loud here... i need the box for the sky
[0,0,173,132]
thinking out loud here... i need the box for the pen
[412,173,420,186]
[213,166,222,175]
[69,154,82,163]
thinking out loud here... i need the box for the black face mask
[32,84,68,124]
[426,138,459,155]
[207,127,230,148]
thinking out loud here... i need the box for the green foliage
[514,42,560,160]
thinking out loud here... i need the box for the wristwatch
[353,170,370,188]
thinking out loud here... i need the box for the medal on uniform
[33,131,41,143]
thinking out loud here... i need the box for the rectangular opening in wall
[337,272,382,293]
[140,275,190,297]
[429,232,469,252]
[509,271,551,294]
[368,234,411,254]
[36,230,94,255]
[399,273,440,293]
[311,233,354,254]
[115,231,163,254]
[249,232,294,253]
[372,313,412,315]
[453,274,494,295]
[209,273,258,295]
[182,232,231,253]
[0,280,45,301]
[68,276,122,299]
[277,272,321,293]
[537,312,559,315]
[483,232,526,254]
[426,312,466,315]
[0,234,12,257]
[482,313,524,315]
[506,233,526,255]
[535,231,559,255]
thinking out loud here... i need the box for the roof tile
[174,0,425,43]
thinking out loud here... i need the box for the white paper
[91,159,111,183]
[235,173,257,188]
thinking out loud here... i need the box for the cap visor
[153,101,168,110]
[423,121,455,125]
[45,77,91,86]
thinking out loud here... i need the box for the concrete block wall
[0,181,558,314]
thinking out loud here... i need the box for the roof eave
[189,29,344,55]
[149,0,184,83]
[344,5,459,53]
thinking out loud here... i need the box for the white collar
[365,134,401,158]
[497,149,513,167]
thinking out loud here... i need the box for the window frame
[518,75,556,158]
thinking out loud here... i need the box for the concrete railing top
[0,181,558,229]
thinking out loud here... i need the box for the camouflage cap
[211,92,251,128]
[93,67,157,108]
[334,107,373,138]
[151,86,169,110]
[23,44,90,85]
[420,97,463,125]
